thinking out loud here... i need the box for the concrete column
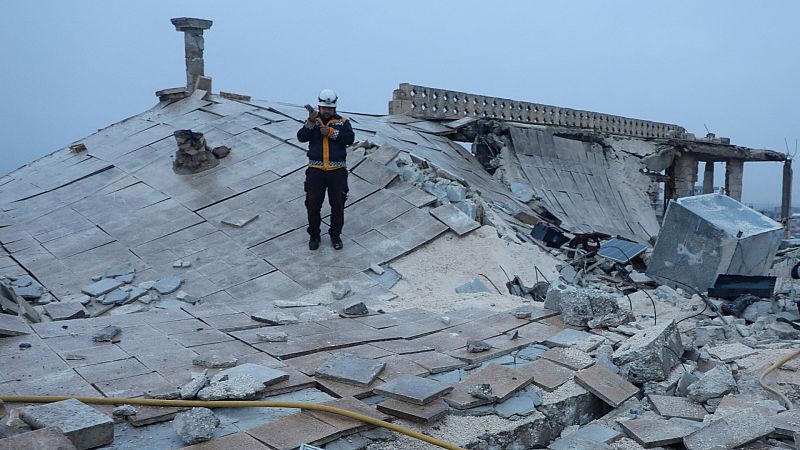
[171,17,213,92]
[672,153,698,198]
[702,162,715,194]
[782,159,793,237]
[725,159,744,201]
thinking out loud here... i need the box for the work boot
[331,235,343,250]
[309,236,320,251]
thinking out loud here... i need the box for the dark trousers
[305,167,348,239]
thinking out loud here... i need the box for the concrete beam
[171,17,213,92]
[782,159,793,238]
[702,162,715,194]
[673,154,698,199]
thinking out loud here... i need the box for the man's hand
[304,104,318,121]
[320,126,330,136]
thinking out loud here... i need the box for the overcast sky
[1,1,797,207]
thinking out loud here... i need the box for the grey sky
[1,1,797,207]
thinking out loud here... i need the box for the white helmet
[318,89,338,107]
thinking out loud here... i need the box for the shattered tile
[706,342,757,363]
[516,358,574,391]
[648,394,707,421]
[0,313,30,336]
[314,352,386,387]
[377,398,449,423]
[619,416,696,447]
[374,375,453,405]
[575,363,639,407]
[540,347,595,370]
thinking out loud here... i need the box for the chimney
[171,17,213,92]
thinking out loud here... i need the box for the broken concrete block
[92,325,121,342]
[430,203,480,236]
[331,281,352,300]
[43,302,87,321]
[315,352,386,387]
[454,277,491,294]
[612,319,682,384]
[12,285,43,300]
[341,301,368,316]
[375,375,454,405]
[180,372,209,399]
[0,427,78,450]
[557,288,632,328]
[686,364,736,403]
[152,276,183,295]
[466,339,492,353]
[62,294,92,305]
[81,278,123,297]
[544,329,598,349]
[196,364,289,400]
[647,194,782,292]
[648,394,707,421]
[112,405,137,418]
[251,310,298,325]
[20,399,113,450]
[256,331,288,342]
[538,380,608,437]
[369,264,385,275]
[683,408,774,450]
[706,342,756,363]
[98,289,128,305]
[144,384,180,400]
[549,423,620,450]
[192,352,238,368]
[0,313,30,336]
[175,290,199,304]
[494,387,541,418]
[172,407,219,445]
[377,398,449,423]
[220,213,258,228]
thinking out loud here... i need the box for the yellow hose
[0,395,464,450]
[758,347,800,410]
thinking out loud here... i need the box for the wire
[0,396,466,450]
[477,273,503,295]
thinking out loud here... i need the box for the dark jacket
[297,114,355,170]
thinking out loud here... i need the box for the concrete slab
[516,358,574,391]
[20,399,113,450]
[377,398,449,423]
[82,278,123,297]
[0,426,77,450]
[706,342,756,363]
[770,408,800,437]
[408,351,467,374]
[246,413,340,450]
[575,363,639,407]
[0,313,30,336]
[429,204,480,236]
[314,352,386,387]
[374,375,453,405]
[683,408,775,450]
[128,406,181,427]
[648,394,707,421]
[43,302,88,321]
[619,417,696,447]
[445,363,534,409]
[540,347,595,371]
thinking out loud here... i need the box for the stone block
[377,398,449,423]
[648,394,707,421]
[153,276,183,295]
[374,375,453,405]
[0,427,77,450]
[20,399,113,450]
[173,407,219,445]
[0,313,30,336]
[619,416,696,447]
[314,352,386,387]
[556,288,632,328]
[541,347,595,371]
[683,408,775,450]
[43,302,87,321]
[575,363,639,407]
[538,380,608,436]
[612,320,682,384]
[706,342,756,363]
[81,278,123,297]
[686,364,736,403]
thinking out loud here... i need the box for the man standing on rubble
[297,89,356,251]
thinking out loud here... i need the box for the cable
[759,348,800,410]
[477,273,503,295]
[0,395,466,450]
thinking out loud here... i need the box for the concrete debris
[98,288,129,305]
[197,364,288,400]
[556,288,633,328]
[256,331,288,342]
[20,399,113,450]
[454,277,492,294]
[82,278,123,297]
[612,320,682,384]
[172,259,193,268]
[172,407,219,445]
[370,264,385,275]
[0,427,78,450]
[180,371,209,399]
[469,383,496,401]
[92,325,121,342]
[686,364,737,403]
[683,408,775,450]
[192,352,238,368]
[0,313,30,336]
[43,301,88,321]
[176,290,199,304]
[152,276,183,295]
[112,405,137,417]
[173,129,219,174]
[466,339,493,353]
[341,300,368,316]
[331,281,352,300]
[274,300,320,308]
[251,310,299,325]
[315,352,386,387]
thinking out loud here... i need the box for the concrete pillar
[725,159,744,201]
[702,162,715,194]
[171,17,213,92]
[672,153,698,198]
[782,159,793,237]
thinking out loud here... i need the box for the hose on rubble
[0,395,465,450]
[758,347,800,410]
